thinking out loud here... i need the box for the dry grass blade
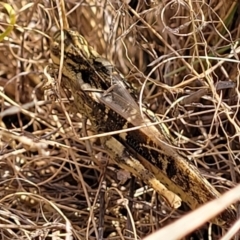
[143,184,240,240]
[0,0,239,239]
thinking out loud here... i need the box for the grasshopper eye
[52,30,72,47]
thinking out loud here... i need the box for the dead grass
[0,0,239,239]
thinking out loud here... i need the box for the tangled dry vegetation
[0,0,240,239]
